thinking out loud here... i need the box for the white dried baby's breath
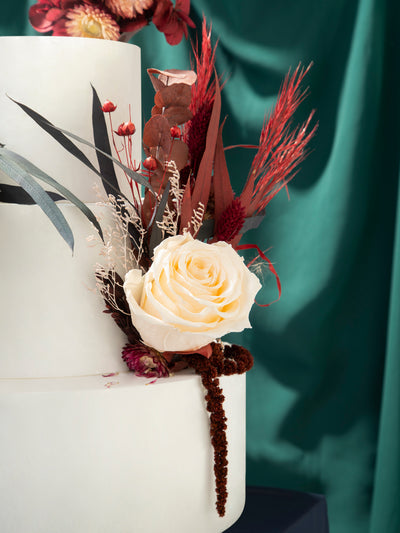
[189,202,205,235]
[90,194,145,310]
[155,161,184,238]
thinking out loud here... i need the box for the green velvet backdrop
[2,1,399,532]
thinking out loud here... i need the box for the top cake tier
[0,36,141,203]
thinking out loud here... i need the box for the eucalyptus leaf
[0,146,104,241]
[195,212,265,242]
[241,213,265,233]
[0,154,74,251]
[196,218,214,241]
[0,183,64,204]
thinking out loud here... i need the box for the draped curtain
[2,1,399,532]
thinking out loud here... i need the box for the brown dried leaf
[151,105,163,117]
[151,104,193,126]
[148,146,168,166]
[155,84,192,109]
[143,115,171,154]
[169,139,189,170]
[164,106,193,126]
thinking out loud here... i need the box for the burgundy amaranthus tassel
[186,101,213,173]
[216,198,246,243]
[183,343,253,517]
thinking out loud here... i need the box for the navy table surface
[225,486,329,533]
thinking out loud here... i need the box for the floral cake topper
[0,19,317,517]
[29,0,194,44]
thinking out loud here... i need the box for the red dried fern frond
[240,63,317,215]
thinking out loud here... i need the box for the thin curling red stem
[108,113,140,210]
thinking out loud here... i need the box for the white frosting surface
[0,370,246,533]
[0,36,141,202]
[0,202,127,378]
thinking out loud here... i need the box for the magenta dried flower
[122,343,170,378]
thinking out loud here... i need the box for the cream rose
[123,233,261,353]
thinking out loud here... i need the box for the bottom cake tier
[0,369,246,533]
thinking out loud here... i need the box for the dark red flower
[122,343,170,377]
[29,0,76,34]
[142,156,157,171]
[102,100,117,113]
[170,125,181,138]
[152,0,195,45]
[119,14,149,39]
[115,120,136,136]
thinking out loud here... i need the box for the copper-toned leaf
[151,105,163,116]
[142,115,172,154]
[213,119,234,224]
[151,104,193,126]
[169,139,189,170]
[148,165,165,189]
[155,84,192,109]
[148,146,168,166]
[164,106,193,126]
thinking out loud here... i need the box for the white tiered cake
[0,37,246,533]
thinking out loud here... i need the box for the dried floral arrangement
[0,20,316,516]
[28,0,194,44]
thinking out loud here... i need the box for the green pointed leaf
[0,183,64,204]
[241,213,265,233]
[9,96,155,204]
[0,154,74,251]
[148,181,171,257]
[91,85,120,197]
[0,146,104,241]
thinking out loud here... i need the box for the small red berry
[143,156,157,172]
[170,125,181,139]
[115,120,136,136]
[101,100,117,112]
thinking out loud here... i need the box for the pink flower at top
[104,0,154,19]
[29,0,76,35]
[28,0,195,44]
[65,4,120,40]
